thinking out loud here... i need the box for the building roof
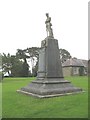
[81,59,88,68]
[62,58,87,67]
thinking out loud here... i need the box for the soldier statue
[45,13,54,38]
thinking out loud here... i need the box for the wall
[72,67,79,76]
[63,66,86,77]
[62,67,72,77]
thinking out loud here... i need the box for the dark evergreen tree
[16,49,30,77]
[22,59,29,77]
[10,56,23,77]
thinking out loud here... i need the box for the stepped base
[17,89,83,98]
[17,78,83,98]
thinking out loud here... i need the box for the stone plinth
[37,37,63,78]
[17,37,82,98]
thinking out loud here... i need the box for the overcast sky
[0,0,88,60]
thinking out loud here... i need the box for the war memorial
[17,13,82,98]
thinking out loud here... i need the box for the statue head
[46,13,49,17]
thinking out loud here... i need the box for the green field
[0,82,2,119]
[2,76,88,118]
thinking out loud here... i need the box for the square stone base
[17,89,84,98]
[17,78,83,98]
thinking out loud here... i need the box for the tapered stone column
[37,37,63,78]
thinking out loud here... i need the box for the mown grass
[0,82,2,119]
[2,76,88,118]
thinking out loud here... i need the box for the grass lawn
[2,76,88,118]
[0,82,2,119]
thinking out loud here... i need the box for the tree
[26,47,39,67]
[21,61,29,77]
[2,53,24,77]
[59,49,71,63]
[16,49,29,77]
[16,49,30,62]
[10,55,23,77]
[16,48,40,77]
[2,53,12,76]
[25,47,39,75]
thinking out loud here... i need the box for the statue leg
[49,29,53,37]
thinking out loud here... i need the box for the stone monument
[17,13,82,98]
